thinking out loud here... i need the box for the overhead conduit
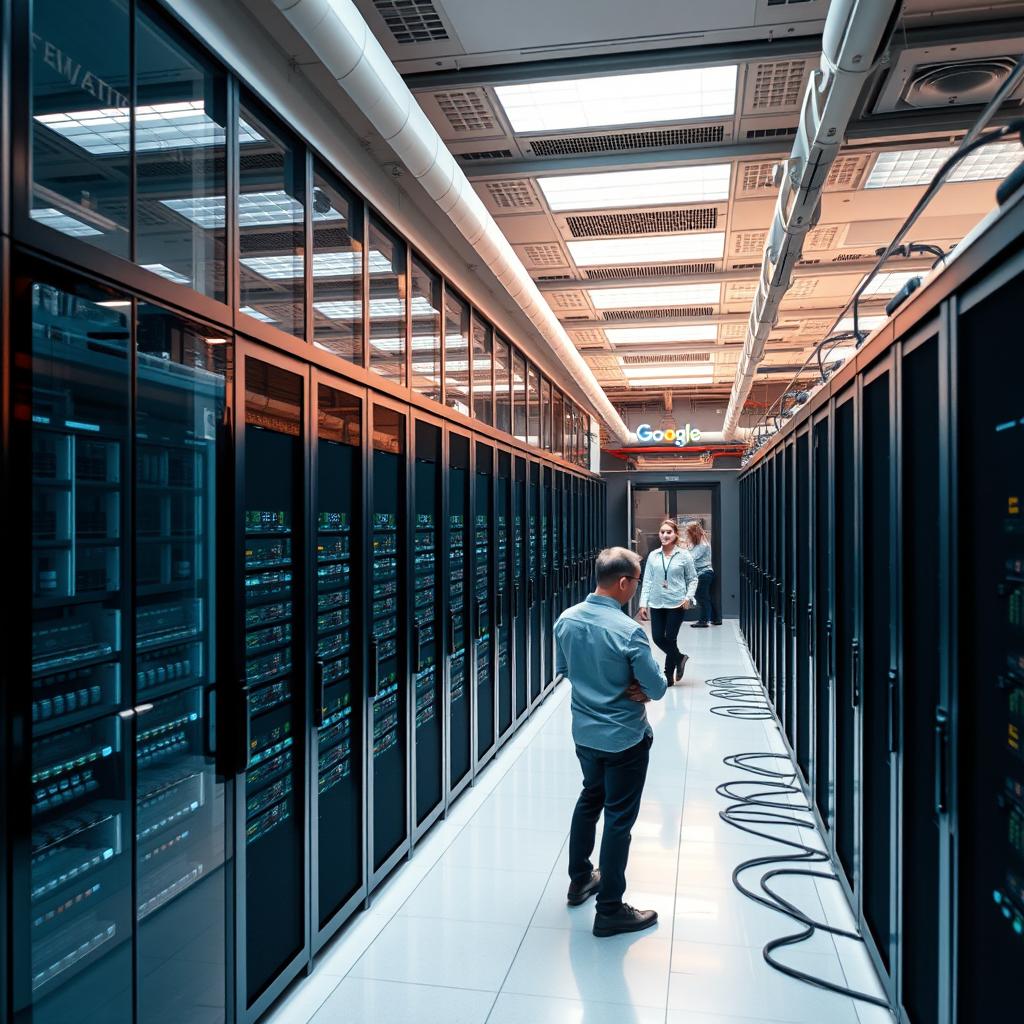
[273,0,632,445]
[720,0,903,441]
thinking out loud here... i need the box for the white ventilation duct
[720,0,903,440]
[273,0,631,445]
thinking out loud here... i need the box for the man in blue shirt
[554,546,668,937]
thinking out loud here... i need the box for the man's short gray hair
[595,547,641,586]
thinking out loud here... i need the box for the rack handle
[314,660,325,728]
[448,611,458,655]
[369,639,379,699]
[239,684,252,772]
[414,623,424,672]
[934,706,950,814]
[887,667,899,754]
[513,583,521,618]
[850,639,860,709]
[495,592,504,629]
[807,605,814,657]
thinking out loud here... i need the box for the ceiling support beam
[562,302,892,330]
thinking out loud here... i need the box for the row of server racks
[2,269,606,1024]
[738,191,1024,1022]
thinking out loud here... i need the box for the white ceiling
[355,0,1024,416]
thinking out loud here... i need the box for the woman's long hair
[684,521,709,547]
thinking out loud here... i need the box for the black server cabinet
[767,455,777,708]
[368,403,409,884]
[496,452,514,741]
[528,462,542,704]
[834,390,858,891]
[776,451,788,729]
[897,331,944,1024]
[474,442,496,766]
[859,357,897,990]
[783,442,797,750]
[513,457,528,722]
[557,472,568,609]
[412,418,444,835]
[447,432,472,797]
[812,417,834,835]
[795,430,812,784]
[239,355,308,1017]
[311,381,365,947]
[953,277,1023,1020]
[540,467,554,695]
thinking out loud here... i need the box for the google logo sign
[636,423,703,447]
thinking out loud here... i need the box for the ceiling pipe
[272,0,632,444]
[720,0,904,440]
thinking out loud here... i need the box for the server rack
[474,442,497,768]
[512,457,529,724]
[495,451,514,744]
[527,462,542,707]
[540,466,554,698]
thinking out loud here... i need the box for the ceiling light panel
[588,283,721,309]
[314,297,437,319]
[162,190,345,229]
[567,233,725,266]
[30,207,102,237]
[621,363,713,378]
[240,251,390,280]
[627,376,714,387]
[538,164,731,212]
[142,263,190,285]
[494,65,737,133]
[865,141,1021,188]
[834,315,888,333]
[859,271,921,296]
[606,324,719,344]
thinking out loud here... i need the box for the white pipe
[720,0,902,440]
[273,0,631,445]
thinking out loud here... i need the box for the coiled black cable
[705,673,893,1012]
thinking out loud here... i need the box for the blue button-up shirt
[554,594,668,752]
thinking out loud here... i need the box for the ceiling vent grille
[566,208,717,238]
[732,230,767,257]
[372,0,449,43]
[719,322,749,341]
[519,243,567,268]
[456,149,513,161]
[725,281,758,303]
[546,291,590,311]
[620,352,712,365]
[739,160,778,196]
[584,262,717,280]
[601,306,717,321]
[787,277,819,298]
[825,154,870,191]
[528,124,725,157]
[797,258,821,265]
[805,224,840,251]
[482,179,542,210]
[798,317,836,336]
[833,252,867,262]
[434,89,499,134]
[745,125,797,139]
[730,261,762,270]
[570,329,607,347]
[535,273,574,281]
[750,60,808,112]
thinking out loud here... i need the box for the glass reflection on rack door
[475,446,494,757]
[448,435,471,788]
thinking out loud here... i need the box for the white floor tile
[308,977,494,1024]
[262,974,341,1024]
[349,916,525,991]
[443,824,567,873]
[487,992,668,1024]
[502,926,672,1008]
[470,792,577,833]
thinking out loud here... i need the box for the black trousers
[649,606,686,677]
[568,733,652,914]
[695,569,718,624]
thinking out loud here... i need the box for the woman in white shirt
[638,520,698,685]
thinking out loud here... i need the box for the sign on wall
[635,423,703,447]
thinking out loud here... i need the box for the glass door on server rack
[368,404,408,878]
[528,463,542,704]
[513,458,528,721]
[496,452,514,740]
[134,306,229,1024]
[22,280,133,1024]
[447,432,472,795]
[312,382,364,943]
[240,356,307,1012]
[412,419,444,832]
[475,444,496,764]
[540,467,553,694]
[812,416,834,836]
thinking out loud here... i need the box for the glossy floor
[263,621,893,1024]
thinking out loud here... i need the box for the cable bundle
[705,673,892,1010]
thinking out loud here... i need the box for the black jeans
[569,733,652,914]
[649,606,686,677]
[695,569,718,624]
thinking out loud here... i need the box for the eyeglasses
[625,575,641,582]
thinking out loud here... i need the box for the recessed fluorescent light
[567,233,725,266]
[162,190,346,229]
[240,250,390,280]
[35,101,262,155]
[605,324,719,344]
[30,207,103,237]
[859,271,921,297]
[538,164,731,212]
[204,337,228,345]
[621,363,713,378]
[142,263,191,285]
[494,65,737,133]
[865,141,1022,188]
[97,300,132,309]
[240,306,278,323]
[588,283,721,309]
[314,297,437,320]
[627,376,714,387]
[833,315,887,334]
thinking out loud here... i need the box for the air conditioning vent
[601,306,716,321]
[732,231,767,258]
[372,0,449,43]
[788,277,819,298]
[904,57,1019,109]
[739,161,778,196]
[570,329,607,348]
[832,252,867,262]
[805,224,840,251]
[719,322,749,341]
[528,124,726,157]
[518,243,567,268]
[546,291,590,312]
[749,60,808,112]
[482,179,542,210]
[825,154,870,191]
[730,262,762,270]
[434,89,499,133]
[456,149,513,161]
[535,273,574,281]
[797,258,821,266]
[620,352,712,365]
[745,125,797,139]
[566,208,717,238]
[584,262,717,280]
[725,281,758,303]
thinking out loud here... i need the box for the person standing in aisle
[638,520,697,684]
[555,547,668,937]
[685,521,721,627]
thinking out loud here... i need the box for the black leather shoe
[690,622,709,629]
[567,870,601,906]
[675,654,689,682]
[712,620,723,626]
[593,904,658,937]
